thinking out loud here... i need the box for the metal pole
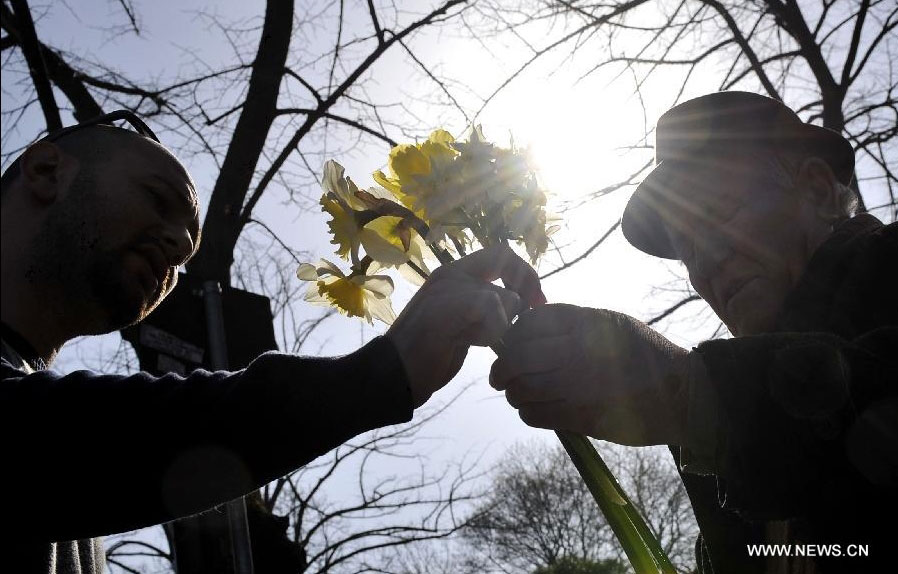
[203,281,255,574]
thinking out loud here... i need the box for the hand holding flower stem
[299,127,676,573]
[464,234,676,574]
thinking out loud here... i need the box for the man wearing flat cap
[490,92,897,573]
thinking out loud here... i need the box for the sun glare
[478,78,645,204]
[466,70,669,315]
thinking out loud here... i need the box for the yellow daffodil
[304,129,675,574]
[296,259,396,325]
[363,215,433,279]
[369,126,555,261]
[500,177,555,263]
[491,147,533,201]
[504,202,549,263]
[321,160,368,266]
[321,160,429,269]
[373,130,463,226]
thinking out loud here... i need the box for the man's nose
[159,224,195,267]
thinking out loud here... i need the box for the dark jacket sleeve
[688,218,898,520]
[1,335,413,542]
[695,326,897,518]
[670,218,898,574]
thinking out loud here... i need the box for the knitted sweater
[2,332,413,574]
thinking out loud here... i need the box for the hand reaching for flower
[490,304,691,446]
[301,132,674,572]
[386,244,546,408]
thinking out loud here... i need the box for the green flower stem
[556,431,677,574]
[408,243,676,574]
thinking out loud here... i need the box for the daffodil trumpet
[299,127,675,573]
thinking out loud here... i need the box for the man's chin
[727,303,780,336]
[78,252,167,332]
[90,284,161,332]
[119,291,166,327]
[722,279,783,336]
[89,301,150,333]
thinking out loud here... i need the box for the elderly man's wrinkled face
[34,133,200,332]
[661,152,830,336]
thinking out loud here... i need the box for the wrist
[679,350,721,474]
[383,329,429,408]
[360,336,416,411]
[665,350,692,446]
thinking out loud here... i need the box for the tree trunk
[186,0,295,285]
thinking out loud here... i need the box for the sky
[4,0,890,571]
[0,0,719,563]
[2,0,722,446]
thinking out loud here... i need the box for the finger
[494,286,523,322]
[438,290,510,347]
[442,244,545,307]
[459,279,523,320]
[504,372,569,408]
[503,304,584,346]
[517,401,568,430]
[490,334,573,390]
[430,274,526,324]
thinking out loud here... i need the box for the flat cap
[621,91,855,259]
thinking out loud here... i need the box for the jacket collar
[775,213,884,335]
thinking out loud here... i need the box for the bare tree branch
[647,294,701,326]
[6,0,61,130]
[840,0,870,88]
[114,0,140,35]
[367,0,385,45]
[240,1,469,229]
[186,0,295,284]
[540,220,619,280]
[701,0,780,100]
[275,107,398,146]
[0,2,103,120]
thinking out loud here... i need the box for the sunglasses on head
[41,110,160,143]
[1,110,160,188]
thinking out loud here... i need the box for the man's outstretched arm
[2,336,412,542]
[3,244,544,542]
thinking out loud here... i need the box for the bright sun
[475,75,647,205]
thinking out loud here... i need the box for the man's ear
[19,141,77,204]
[796,157,841,222]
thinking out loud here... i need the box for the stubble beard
[26,171,154,335]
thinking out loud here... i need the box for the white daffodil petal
[366,259,385,275]
[408,234,434,267]
[316,277,339,290]
[366,295,396,325]
[297,263,319,281]
[361,274,394,297]
[322,160,347,196]
[345,177,368,210]
[304,288,329,304]
[318,258,346,277]
[360,228,410,267]
[365,185,395,201]
[398,262,427,286]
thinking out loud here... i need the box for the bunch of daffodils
[373,127,554,263]
[298,127,676,574]
[298,126,554,323]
